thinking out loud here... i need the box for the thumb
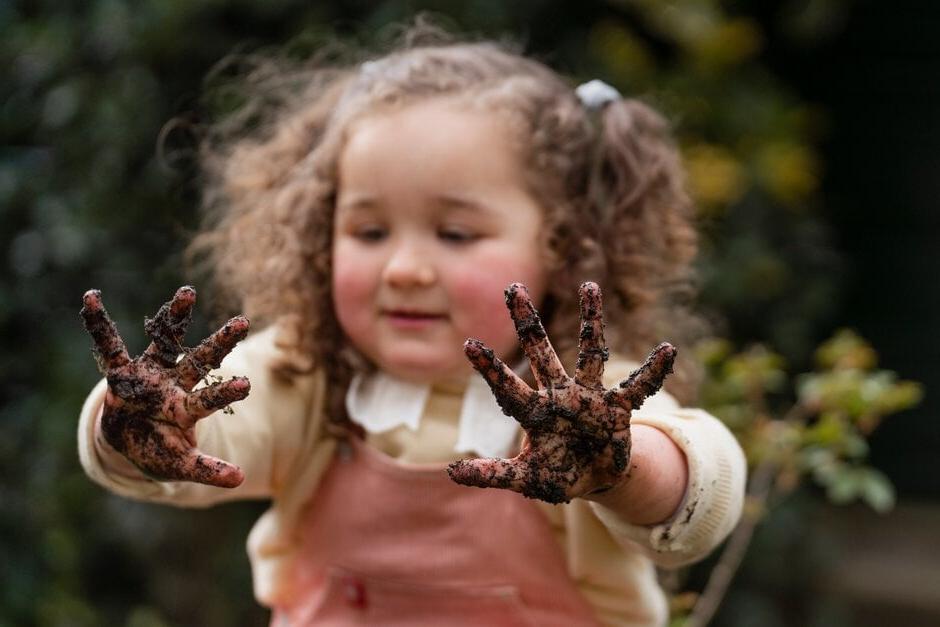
[173,450,245,488]
[447,457,530,493]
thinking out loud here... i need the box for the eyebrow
[335,193,379,213]
[433,193,494,214]
[335,191,497,216]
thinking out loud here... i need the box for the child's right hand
[80,286,250,488]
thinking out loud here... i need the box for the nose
[382,240,436,288]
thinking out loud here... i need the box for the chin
[381,356,469,385]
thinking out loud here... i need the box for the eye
[353,225,387,242]
[438,226,478,244]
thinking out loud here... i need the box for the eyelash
[348,225,479,244]
[438,227,478,243]
[352,225,387,242]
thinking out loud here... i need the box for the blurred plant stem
[687,458,776,627]
[686,406,801,627]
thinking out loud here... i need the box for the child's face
[332,99,548,384]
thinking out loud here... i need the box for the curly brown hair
[187,24,705,407]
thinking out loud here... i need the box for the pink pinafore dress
[271,435,601,626]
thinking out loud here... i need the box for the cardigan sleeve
[589,357,747,568]
[77,325,328,508]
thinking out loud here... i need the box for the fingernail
[82,289,102,307]
[229,316,250,336]
[174,286,197,304]
[464,338,483,352]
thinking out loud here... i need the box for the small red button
[341,575,367,609]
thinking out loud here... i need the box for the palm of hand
[448,282,675,504]
[81,286,250,487]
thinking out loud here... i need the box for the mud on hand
[447,282,676,504]
[80,286,251,488]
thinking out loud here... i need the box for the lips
[383,309,446,319]
[381,308,448,330]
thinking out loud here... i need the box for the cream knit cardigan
[78,325,746,626]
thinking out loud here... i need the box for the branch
[685,458,777,627]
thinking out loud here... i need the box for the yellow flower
[589,20,654,82]
[756,142,820,206]
[684,143,746,213]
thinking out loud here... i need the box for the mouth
[383,309,447,320]
[382,309,448,328]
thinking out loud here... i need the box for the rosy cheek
[450,254,546,358]
[332,256,374,341]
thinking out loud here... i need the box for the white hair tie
[575,79,621,111]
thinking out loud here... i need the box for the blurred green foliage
[671,331,921,625]
[1,0,921,625]
[699,329,921,514]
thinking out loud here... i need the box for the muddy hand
[447,282,676,504]
[80,286,250,488]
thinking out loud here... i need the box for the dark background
[785,2,940,497]
[2,1,938,625]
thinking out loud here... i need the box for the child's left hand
[448,282,676,504]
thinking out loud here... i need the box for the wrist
[585,424,688,526]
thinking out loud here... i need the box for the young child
[78,31,745,627]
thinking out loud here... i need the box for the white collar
[345,370,521,459]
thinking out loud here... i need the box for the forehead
[338,98,529,194]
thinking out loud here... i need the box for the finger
[447,457,532,493]
[608,342,677,412]
[574,282,608,388]
[504,283,568,389]
[465,339,538,426]
[175,450,245,488]
[81,290,131,371]
[177,316,250,389]
[144,286,196,366]
[183,376,251,421]
[113,416,244,487]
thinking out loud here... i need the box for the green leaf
[802,412,846,446]
[842,433,869,459]
[858,468,896,513]
[825,466,861,504]
[815,329,877,370]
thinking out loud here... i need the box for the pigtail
[592,98,703,402]
[187,58,359,388]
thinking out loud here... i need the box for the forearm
[583,424,688,525]
[587,407,747,568]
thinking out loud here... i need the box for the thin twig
[685,459,778,627]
